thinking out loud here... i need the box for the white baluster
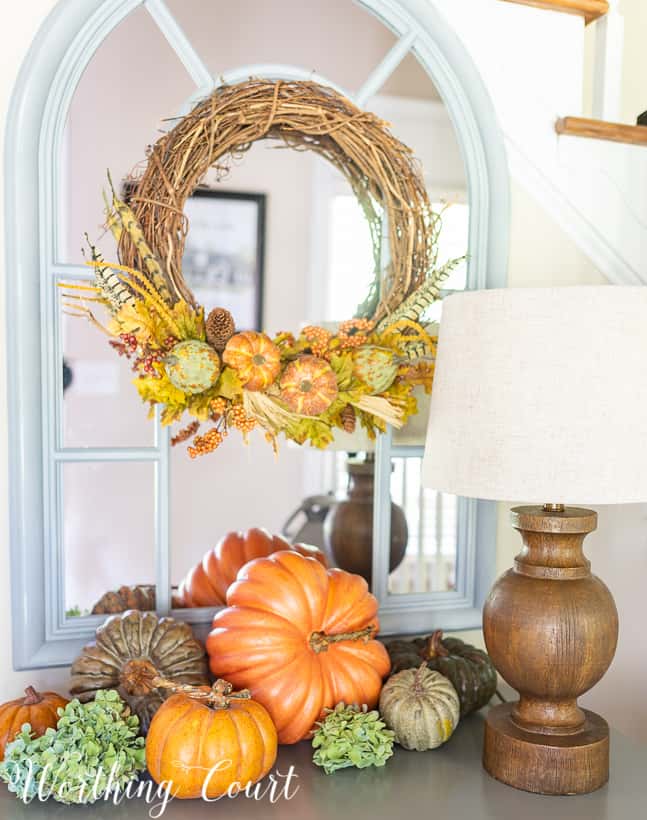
[592,0,624,122]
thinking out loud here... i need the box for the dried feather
[108,181,174,304]
[85,237,135,313]
[376,257,463,332]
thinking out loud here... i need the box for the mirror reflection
[59,0,468,617]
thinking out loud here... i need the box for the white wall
[0,0,644,743]
[0,0,71,696]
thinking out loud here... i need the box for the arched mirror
[7,0,508,666]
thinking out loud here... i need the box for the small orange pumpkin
[207,551,391,744]
[177,527,327,607]
[146,678,277,800]
[222,331,281,391]
[279,355,338,416]
[0,687,69,759]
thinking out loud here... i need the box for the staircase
[433,0,647,285]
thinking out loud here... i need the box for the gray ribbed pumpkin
[379,665,460,751]
[69,610,209,733]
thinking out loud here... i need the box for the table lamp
[422,286,647,795]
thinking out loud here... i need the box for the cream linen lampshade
[422,286,647,505]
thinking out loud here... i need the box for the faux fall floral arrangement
[63,186,454,458]
[62,80,462,458]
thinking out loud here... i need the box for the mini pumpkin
[176,527,327,607]
[0,687,69,760]
[207,551,391,744]
[279,355,338,416]
[386,630,497,717]
[353,346,398,393]
[146,677,277,800]
[222,331,281,391]
[164,340,221,394]
[70,610,209,733]
[379,665,460,751]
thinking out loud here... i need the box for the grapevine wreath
[64,80,461,457]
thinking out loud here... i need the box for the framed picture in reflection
[124,184,266,331]
[182,190,266,331]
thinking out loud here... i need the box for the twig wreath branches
[64,80,461,457]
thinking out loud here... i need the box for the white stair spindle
[592,0,624,121]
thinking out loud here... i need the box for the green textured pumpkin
[379,665,460,751]
[164,340,221,394]
[385,630,497,717]
[352,346,398,393]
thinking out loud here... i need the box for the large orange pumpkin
[206,551,390,744]
[278,355,338,415]
[222,331,281,391]
[176,528,327,608]
[146,678,277,800]
[0,687,69,759]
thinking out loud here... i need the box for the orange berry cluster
[188,427,228,458]
[228,405,257,433]
[210,397,228,417]
[338,318,374,349]
[302,325,332,344]
[302,325,333,359]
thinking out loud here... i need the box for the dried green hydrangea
[312,702,395,775]
[0,689,146,805]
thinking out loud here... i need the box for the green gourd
[385,630,497,717]
[164,340,221,394]
[352,346,398,393]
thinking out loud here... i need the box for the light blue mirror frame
[6,0,510,669]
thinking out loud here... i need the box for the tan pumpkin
[279,355,338,415]
[222,331,281,391]
[146,677,277,800]
[70,610,209,733]
[379,665,460,751]
[177,527,327,607]
[0,687,69,760]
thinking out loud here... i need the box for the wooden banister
[556,117,647,146]
[500,1,609,24]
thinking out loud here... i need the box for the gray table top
[0,711,644,820]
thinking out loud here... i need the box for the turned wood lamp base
[484,704,609,795]
[482,505,618,795]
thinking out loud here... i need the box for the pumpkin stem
[23,686,43,705]
[119,658,250,709]
[420,630,449,661]
[412,662,428,693]
[120,658,162,696]
[153,677,251,710]
[309,624,376,654]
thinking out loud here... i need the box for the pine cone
[341,404,356,433]
[206,307,235,351]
